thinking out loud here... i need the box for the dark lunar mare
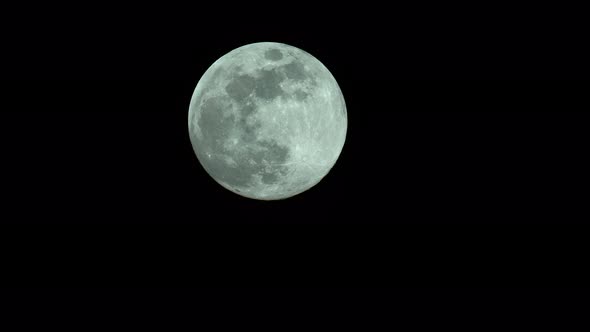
[282,60,307,81]
[294,90,308,100]
[195,96,253,187]
[225,74,255,101]
[196,85,291,189]
[238,103,260,143]
[254,69,285,100]
[264,49,283,61]
[254,139,290,184]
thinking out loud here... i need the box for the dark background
[1,2,588,302]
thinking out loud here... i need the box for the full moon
[188,42,347,200]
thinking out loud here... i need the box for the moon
[188,42,347,200]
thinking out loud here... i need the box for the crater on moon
[188,42,347,200]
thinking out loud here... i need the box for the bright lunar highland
[188,42,347,200]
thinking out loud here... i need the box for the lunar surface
[188,42,347,200]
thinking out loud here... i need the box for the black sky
[1,3,588,292]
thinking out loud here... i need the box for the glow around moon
[188,42,347,200]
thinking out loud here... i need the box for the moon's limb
[188,42,347,200]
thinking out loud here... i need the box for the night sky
[1,2,588,301]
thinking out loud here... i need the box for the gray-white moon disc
[188,42,347,200]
